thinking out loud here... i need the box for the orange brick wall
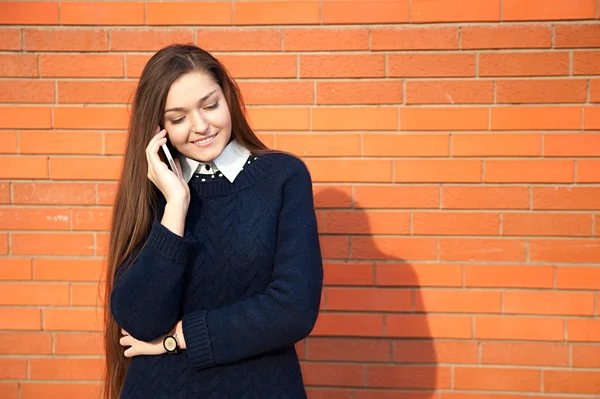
[1,0,600,398]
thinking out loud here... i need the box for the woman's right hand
[146,127,190,206]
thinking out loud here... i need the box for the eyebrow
[164,90,217,114]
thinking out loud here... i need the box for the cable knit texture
[110,153,323,398]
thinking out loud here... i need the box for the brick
[24,28,107,51]
[72,208,112,231]
[0,28,21,50]
[306,160,392,183]
[313,108,397,131]
[454,367,541,391]
[388,54,475,77]
[323,262,374,286]
[591,79,600,102]
[0,308,41,330]
[54,107,129,129]
[198,28,280,52]
[247,108,309,131]
[0,54,37,77]
[20,131,102,155]
[40,54,123,78]
[503,212,592,236]
[234,1,319,25]
[415,289,502,313]
[504,0,596,21]
[317,81,403,105]
[476,316,564,340]
[55,333,103,355]
[556,266,600,290]
[307,338,391,362]
[544,370,600,394]
[104,133,127,155]
[0,156,48,179]
[30,358,104,380]
[58,81,136,105]
[585,106,600,130]
[461,24,551,49]
[0,182,8,203]
[505,291,595,316]
[377,263,463,287]
[366,365,450,389]
[400,108,488,131]
[387,315,473,339]
[482,342,569,367]
[0,359,26,379]
[306,388,353,399]
[125,54,150,78]
[364,134,449,157]
[496,79,587,104]
[238,81,312,106]
[34,258,104,282]
[277,134,360,157]
[394,340,478,364]
[325,210,410,235]
[371,26,458,50]
[356,391,436,399]
[0,332,51,355]
[49,157,122,180]
[465,264,554,289]
[413,212,499,235]
[148,4,231,25]
[327,288,411,312]
[354,186,440,209]
[20,384,101,399]
[439,238,527,261]
[284,28,368,51]
[97,183,117,205]
[322,0,409,24]
[313,185,352,208]
[300,54,385,78]
[480,52,569,76]
[13,182,96,205]
[0,107,52,129]
[0,258,32,280]
[219,55,297,79]
[352,237,437,260]
[530,239,600,263]
[442,394,527,399]
[72,283,105,306]
[320,235,349,259]
[572,345,600,368]
[110,28,193,51]
[569,319,600,342]
[12,233,93,256]
[0,234,7,255]
[301,363,363,387]
[533,187,600,210]
[573,51,600,75]
[555,24,600,48]
[405,80,493,105]
[0,2,59,24]
[395,160,481,183]
[414,0,500,22]
[96,233,109,256]
[443,186,530,210]
[453,133,541,156]
[491,106,581,130]
[0,208,70,230]
[485,160,574,183]
[44,308,104,331]
[60,2,144,25]
[312,313,384,337]
[0,283,69,306]
[0,80,54,103]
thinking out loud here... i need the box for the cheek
[166,123,189,145]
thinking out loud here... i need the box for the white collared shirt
[177,140,251,183]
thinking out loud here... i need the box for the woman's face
[162,71,232,163]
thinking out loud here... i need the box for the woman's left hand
[120,329,167,357]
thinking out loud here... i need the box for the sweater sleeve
[181,161,323,370]
[110,220,195,342]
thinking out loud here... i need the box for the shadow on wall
[301,187,440,397]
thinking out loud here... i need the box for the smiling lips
[192,132,218,148]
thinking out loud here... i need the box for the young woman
[103,44,323,398]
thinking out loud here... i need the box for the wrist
[175,321,186,350]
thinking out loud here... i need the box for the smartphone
[160,143,181,180]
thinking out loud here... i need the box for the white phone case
[161,143,181,179]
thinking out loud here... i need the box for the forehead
[165,71,221,109]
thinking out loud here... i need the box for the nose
[190,111,210,134]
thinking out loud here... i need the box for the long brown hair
[102,44,270,399]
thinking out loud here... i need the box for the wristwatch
[163,331,180,354]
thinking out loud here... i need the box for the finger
[124,347,135,358]
[121,329,129,336]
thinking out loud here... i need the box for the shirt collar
[177,140,251,183]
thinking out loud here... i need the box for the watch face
[164,336,177,352]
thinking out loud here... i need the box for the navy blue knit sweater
[110,153,323,398]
